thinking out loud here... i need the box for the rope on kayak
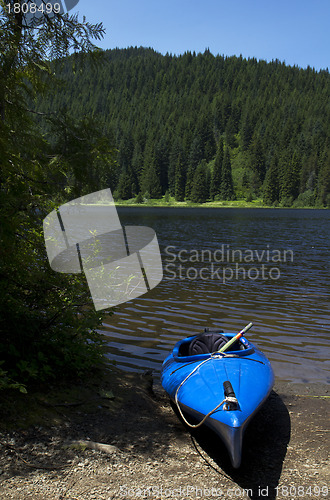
[174,355,238,429]
[170,351,264,376]
[170,352,238,376]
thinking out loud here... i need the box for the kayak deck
[161,333,274,468]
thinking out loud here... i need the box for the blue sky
[70,0,329,70]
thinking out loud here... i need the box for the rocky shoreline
[0,369,328,500]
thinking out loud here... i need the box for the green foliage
[316,150,330,206]
[0,210,106,385]
[221,148,235,200]
[0,2,112,390]
[210,138,224,199]
[292,190,316,208]
[263,156,280,205]
[190,160,209,203]
[135,191,144,203]
[143,191,150,202]
[278,150,301,202]
[0,363,27,393]
[35,47,330,207]
[117,167,136,199]
[250,135,266,187]
[241,112,254,151]
[164,190,170,203]
[141,161,162,199]
[174,155,185,201]
[184,164,196,200]
[326,194,330,208]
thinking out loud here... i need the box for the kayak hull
[161,334,274,468]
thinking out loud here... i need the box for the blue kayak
[161,329,274,468]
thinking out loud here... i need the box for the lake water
[101,207,330,384]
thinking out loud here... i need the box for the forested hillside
[37,47,330,207]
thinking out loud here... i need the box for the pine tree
[241,112,254,151]
[185,164,196,200]
[185,135,203,199]
[195,115,216,162]
[175,155,185,201]
[155,135,169,194]
[117,167,136,199]
[225,116,237,149]
[263,156,280,205]
[250,135,266,183]
[316,148,330,206]
[221,148,235,200]
[131,142,144,184]
[289,151,301,200]
[210,138,224,199]
[213,95,225,136]
[141,161,162,198]
[118,131,134,172]
[168,139,184,196]
[190,160,208,203]
[279,150,301,202]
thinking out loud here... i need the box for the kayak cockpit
[173,330,254,362]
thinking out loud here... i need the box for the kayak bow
[161,325,274,468]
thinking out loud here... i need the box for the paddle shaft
[218,322,253,353]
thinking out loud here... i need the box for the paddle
[218,322,253,353]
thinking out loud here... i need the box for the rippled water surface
[101,207,330,384]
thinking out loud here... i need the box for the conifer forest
[37,47,330,207]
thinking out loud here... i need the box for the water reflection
[101,208,330,383]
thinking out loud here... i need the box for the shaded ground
[0,369,328,499]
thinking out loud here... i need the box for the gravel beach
[0,369,328,500]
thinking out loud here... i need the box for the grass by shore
[116,197,267,208]
[78,194,326,209]
[114,196,322,209]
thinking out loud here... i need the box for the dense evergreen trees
[36,47,330,207]
[0,4,110,390]
[263,156,280,205]
[191,160,209,203]
[174,154,185,201]
[210,139,224,199]
[221,148,235,200]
